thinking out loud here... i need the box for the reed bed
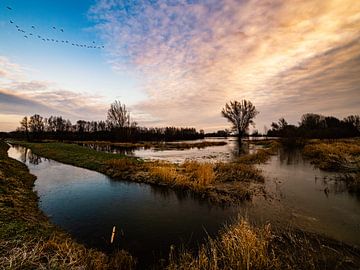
[167,217,360,270]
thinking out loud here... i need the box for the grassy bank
[0,141,135,269]
[167,217,360,270]
[303,139,360,193]
[10,140,278,203]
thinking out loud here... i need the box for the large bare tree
[221,100,259,143]
[107,100,130,128]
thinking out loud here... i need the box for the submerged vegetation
[0,141,135,269]
[167,217,360,270]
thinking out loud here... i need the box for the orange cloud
[91,0,360,131]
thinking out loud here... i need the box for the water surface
[7,140,360,268]
[8,145,240,268]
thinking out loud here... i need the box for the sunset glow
[1,0,359,131]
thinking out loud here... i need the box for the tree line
[3,99,359,142]
[8,100,204,141]
[267,113,360,139]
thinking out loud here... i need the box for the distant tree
[278,118,288,129]
[324,116,341,128]
[29,114,44,133]
[76,120,87,133]
[221,100,259,143]
[20,116,29,141]
[344,115,360,132]
[299,113,325,129]
[107,100,130,129]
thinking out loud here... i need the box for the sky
[0,0,359,132]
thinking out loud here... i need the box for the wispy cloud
[0,57,108,131]
[90,0,360,130]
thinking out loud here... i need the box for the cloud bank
[90,0,360,131]
[0,57,107,131]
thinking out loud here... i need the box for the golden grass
[167,218,277,270]
[167,217,360,270]
[105,158,139,171]
[215,162,264,182]
[183,160,216,186]
[303,140,360,171]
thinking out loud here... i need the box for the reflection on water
[7,145,240,268]
[79,137,262,163]
[252,147,360,245]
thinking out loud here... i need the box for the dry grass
[303,140,360,172]
[104,158,139,171]
[167,217,360,270]
[215,162,264,183]
[183,160,216,186]
[167,218,277,270]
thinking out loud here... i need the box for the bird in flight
[60,29,64,32]
[15,25,19,28]
[52,26,56,29]
[6,6,12,10]
[31,26,35,29]
[10,20,13,24]
[24,35,28,38]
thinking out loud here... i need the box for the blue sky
[1,0,360,131]
[0,0,144,130]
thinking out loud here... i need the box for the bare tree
[221,100,259,143]
[107,100,130,128]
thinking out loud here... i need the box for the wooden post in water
[110,226,116,244]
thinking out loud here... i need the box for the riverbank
[0,141,136,269]
[303,138,360,193]
[10,140,279,203]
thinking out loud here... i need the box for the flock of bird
[4,5,105,49]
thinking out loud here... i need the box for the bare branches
[221,100,259,140]
[107,100,130,129]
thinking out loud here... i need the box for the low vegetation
[167,217,360,270]
[0,141,136,269]
[303,139,360,193]
[303,139,360,172]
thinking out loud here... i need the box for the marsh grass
[167,218,277,270]
[303,139,360,194]
[0,141,136,269]
[167,217,360,270]
[303,140,360,172]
